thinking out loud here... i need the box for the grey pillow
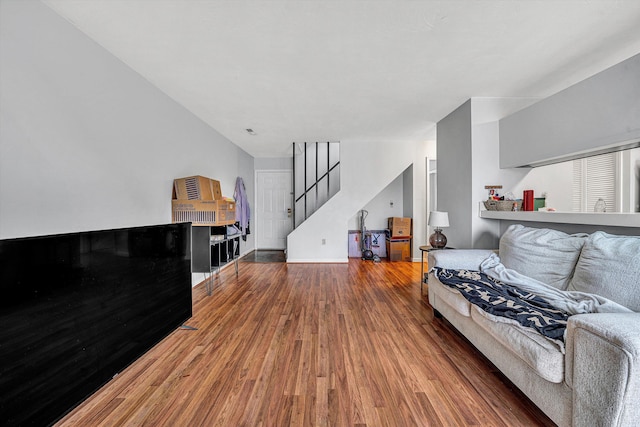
[568,231,640,311]
[499,224,588,289]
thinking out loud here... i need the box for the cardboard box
[172,175,232,226]
[386,238,412,262]
[172,199,236,226]
[215,200,236,223]
[387,217,412,238]
[173,176,222,201]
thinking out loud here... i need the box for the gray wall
[437,100,473,248]
[0,0,254,253]
[500,53,640,168]
[402,164,413,218]
[437,98,540,249]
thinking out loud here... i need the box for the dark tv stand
[192,225,240,295]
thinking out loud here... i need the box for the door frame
[254,169,293,250]
[426,157,437,238]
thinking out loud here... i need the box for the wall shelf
[479,203,640,228]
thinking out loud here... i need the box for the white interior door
[256,170,293,249]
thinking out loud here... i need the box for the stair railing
[292,141,340,229]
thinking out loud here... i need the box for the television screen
[0,223,192,426]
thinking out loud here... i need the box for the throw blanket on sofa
[433,268,569,349]
[479,253,633,316]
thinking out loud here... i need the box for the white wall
[352,140,436,262]
[471,98,542,248]
[255,157,292,170]
[510,162,573,211]
[287,140,422,262]
[411,136,436,259]
[347,174,404,231]
[470,120,506,248]
[0,1,255,281]
[331,138,437,262]
[2,0,437,266]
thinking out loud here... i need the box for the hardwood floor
[241,249,287,263]
[56,259,555,426]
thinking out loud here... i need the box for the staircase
[293,142,341,228]
[287,140,417,262]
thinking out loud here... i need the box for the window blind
[572,152,617,212]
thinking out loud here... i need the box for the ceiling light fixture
[245,128,256,135]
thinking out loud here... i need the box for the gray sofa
[427,224,640,427]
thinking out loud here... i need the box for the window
[572,152,620,212]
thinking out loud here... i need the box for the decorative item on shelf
[522,190,534,211]
[428,211,449,249]
[484,200,522,211]
[534,191,547,211]
[594,198,607,212]
[485,185,503,200]
[483,188,522,211]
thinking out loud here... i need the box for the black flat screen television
[0,223,192,426]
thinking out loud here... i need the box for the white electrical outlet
[321,238,326,245]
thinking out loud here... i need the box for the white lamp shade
[428,211,449,228]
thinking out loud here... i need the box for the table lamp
[428,211,449,249]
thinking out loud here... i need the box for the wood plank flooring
[55,259,555,426]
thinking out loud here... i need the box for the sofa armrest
[566,313,640,427]
[427,249,495,271]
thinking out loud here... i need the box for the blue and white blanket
[480,253,631,315]
[433,267,569,348]
[432,253,632,352]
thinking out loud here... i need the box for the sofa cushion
[568,232,640,312]
[429,276,471,317]
[499,224,588,290]
[470,306,565,383]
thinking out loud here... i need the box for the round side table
[419,245,452,295]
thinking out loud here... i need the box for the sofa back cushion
[568,232,640,311]
[499,224,588,290]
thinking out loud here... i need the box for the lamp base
[429,229,447,249]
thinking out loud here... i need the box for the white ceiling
[43,0,640,158]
